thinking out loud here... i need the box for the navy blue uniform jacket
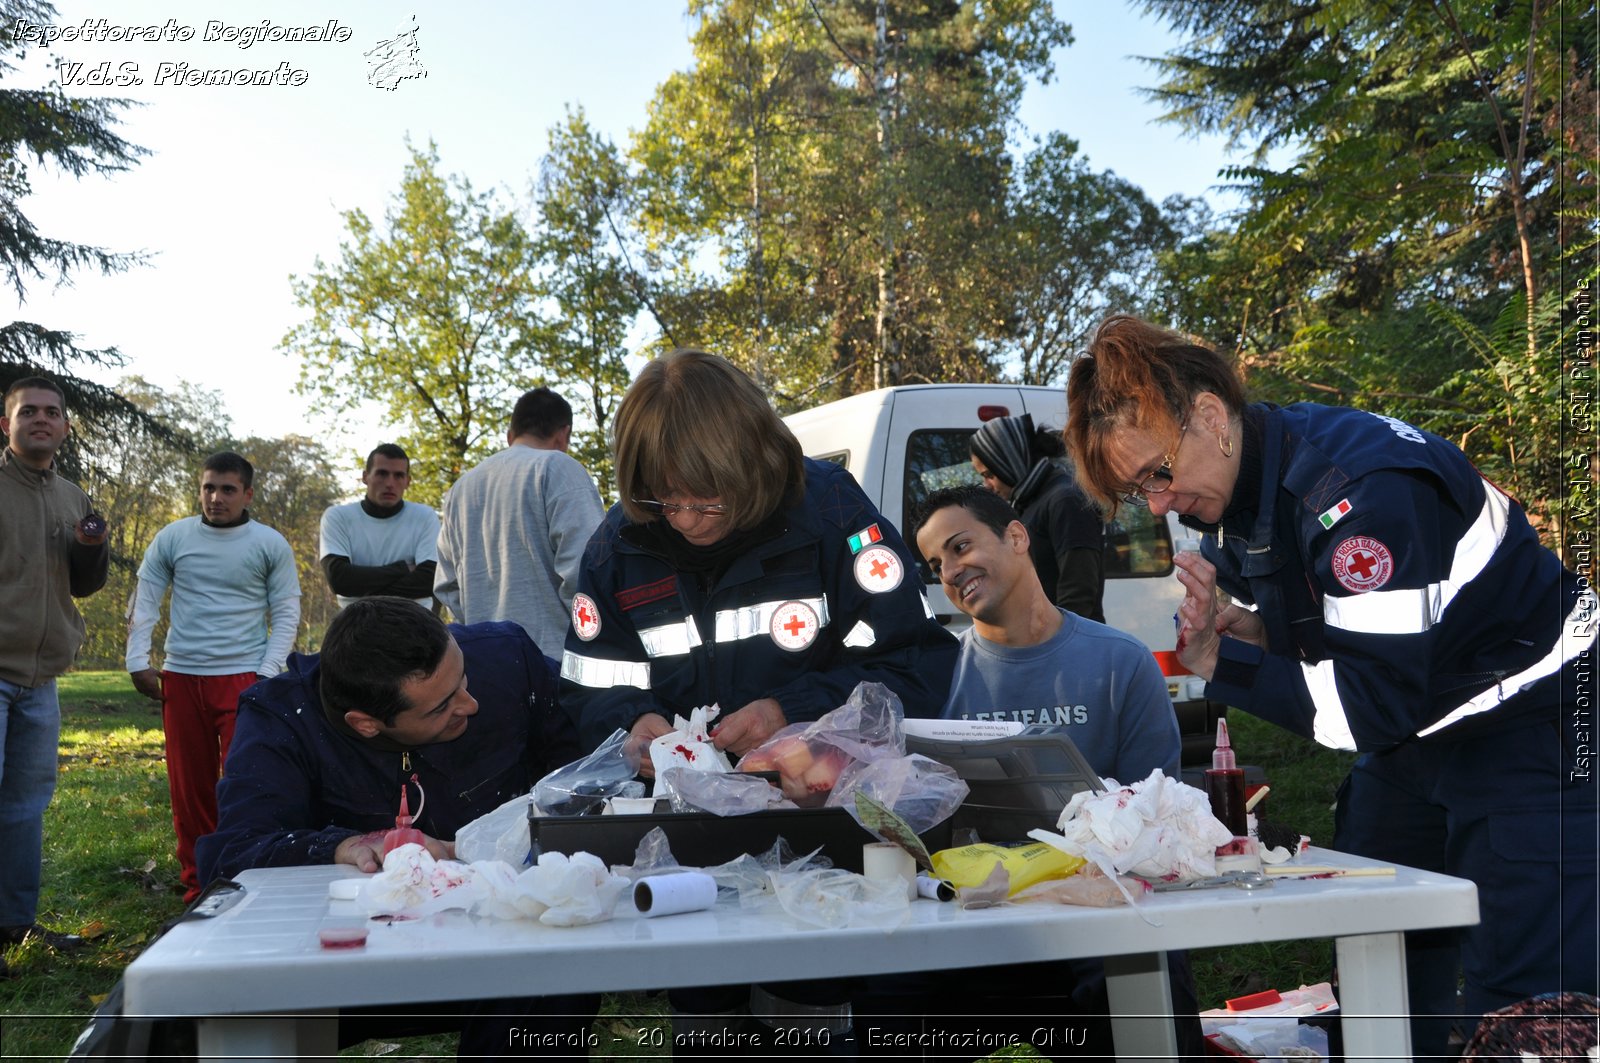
[1199,403,1593,752]
[197,622,579,883]
[559,459,959,751]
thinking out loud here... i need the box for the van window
[903,429,981,580]
[905,429,1174,580]
[1105,505,1173,577]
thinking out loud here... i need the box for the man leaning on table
[195,596,597,1059]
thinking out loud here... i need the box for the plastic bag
[661,766,794,816]
[701,682,967,835]
[834,752,966,836]
[713,838,907,929]
[532,728,643,816]
[455,792,536,866]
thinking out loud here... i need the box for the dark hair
[4,376,66,417]
[365,443,409,474]
[613,348,805,529]
[909,484,1021,546]
[202,451,255,490]
[511,387,573,440]
[1030,426,1066,461]
[1066,315,1247,512]
[969,413,1065,488]
[318,597,452,724]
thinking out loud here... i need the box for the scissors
[1150,870,1273,892]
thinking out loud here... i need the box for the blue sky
[12,1,1249,471]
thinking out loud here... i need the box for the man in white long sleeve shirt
[434,387,604,651]
[125,451,301,902]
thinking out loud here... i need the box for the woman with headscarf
[971,413,1106,622]
[1064,313,1597,1058]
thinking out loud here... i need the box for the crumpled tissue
[358,842,628,927]
[1028,769,1233,921]
[359,842,487,917]
[506,850,631,927]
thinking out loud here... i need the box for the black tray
[528,805,950,873]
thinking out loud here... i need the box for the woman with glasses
[1064,314,1596,1057]
[970,413,1106,622]
[557,347,958,1051]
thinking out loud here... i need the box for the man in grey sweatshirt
[434,387,606,652]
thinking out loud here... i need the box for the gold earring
[1218,429,1234,458]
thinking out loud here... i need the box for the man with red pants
[126,452,300,902]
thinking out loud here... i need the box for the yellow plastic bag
[930,842,1085,896]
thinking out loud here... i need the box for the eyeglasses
[1119,416,1190,507]
[632,498,728,518]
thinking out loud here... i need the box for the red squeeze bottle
[1205,719,1248,837]
[382,785,426,856]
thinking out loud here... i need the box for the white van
[783,383,1222,764]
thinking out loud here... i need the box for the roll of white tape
[863,842,917,901]
[634,871,718,918]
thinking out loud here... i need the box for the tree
[0,1,169,478]
[999,134,1183,385]
[1140,0,1593,529]
[634,0,1070,403]
[282,142,541,504]
[529,110,643,499]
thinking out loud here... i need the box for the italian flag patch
[847,524,883,554]
[1318,499,1353,529]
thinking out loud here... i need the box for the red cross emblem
[1331,536,1393,593]
[571,593,602,641]
[853,545,903,594]
[770,601,820,651]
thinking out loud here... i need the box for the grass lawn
[0,675,1356,1059]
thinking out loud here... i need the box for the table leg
[195,1011,338,1062]
[1104,950,1177,1063]
[1335,931,1412,1063]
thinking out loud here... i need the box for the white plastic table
[122,847,1477,1062]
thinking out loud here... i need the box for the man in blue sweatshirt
[851,485,1199,1061]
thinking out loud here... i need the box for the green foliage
[634,0,1070,403]
[530,110,644,500]
[1001,133,1187,384]
[282,142,542,505]
[1140,0,1594,529]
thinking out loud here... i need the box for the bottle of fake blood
[1205,718,1248,837]
[382,783,426,856]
